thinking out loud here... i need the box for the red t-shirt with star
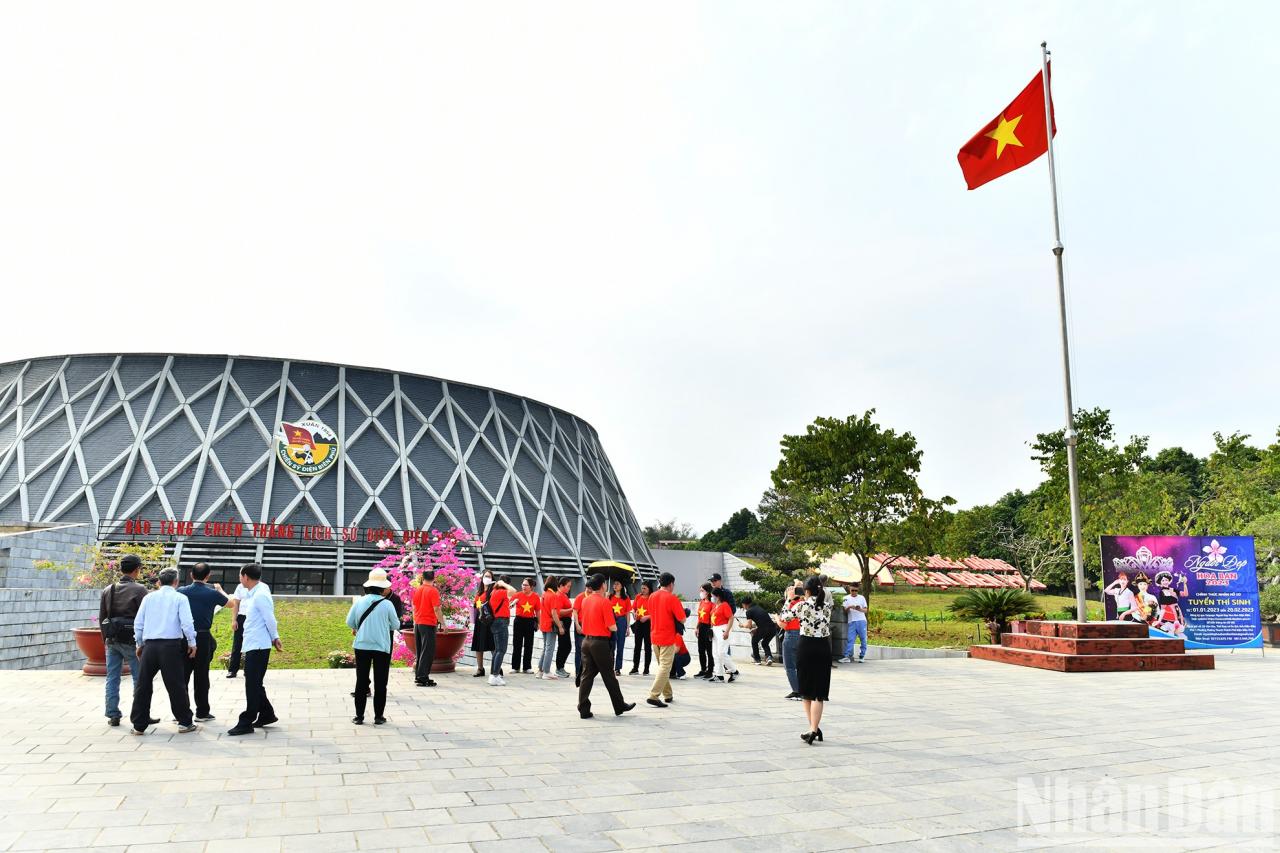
[632,593,649,623]
[696,599,712,625]
[711,601,733,627]
[513,591,539,620]
[609,596,630,620]
[539,590,559,632]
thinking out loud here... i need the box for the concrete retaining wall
[0,524,99,670]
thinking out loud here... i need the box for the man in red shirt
[411,570,442,688]
[576,574,634,719]
[645,572,692,707]
[510,578,540,674]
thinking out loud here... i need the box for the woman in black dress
[794,575,833,744]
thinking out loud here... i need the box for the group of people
[98,556,281,736]
[99,558,842,745]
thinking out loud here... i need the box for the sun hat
[364,568,391,589]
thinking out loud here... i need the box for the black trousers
[555,627,572,670]
[184,630,218,716]
[577,636,627,715]
[354,648,391,719]
[751,626,779,661]
[631,622,652,672]
[696,623,713,674]
[236,648,275,729]
[511,617,536,672]
[130,639,192,731]
[413,624,437,683]
[228,613,246,674]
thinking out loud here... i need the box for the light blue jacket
[346,594,400,653]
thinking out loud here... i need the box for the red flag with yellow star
[958,66,1055,190]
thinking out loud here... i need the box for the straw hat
[364,568,391,589]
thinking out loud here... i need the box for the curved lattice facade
[0,354,655,593]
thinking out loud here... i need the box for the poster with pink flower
[1100,535,1262,649]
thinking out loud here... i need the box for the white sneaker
[535,671,543,679]
[544,672,559,680]
[487,675,497,685]
[495,675,507,686]
[838,657,852,664]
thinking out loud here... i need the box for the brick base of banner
[969,620,1215,672]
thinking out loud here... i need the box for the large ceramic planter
[1264,622,1280,647]
[400,627,469,673]
[72,627,129,677]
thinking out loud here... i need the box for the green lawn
[862,588,1105,649]
[208,598,381,670]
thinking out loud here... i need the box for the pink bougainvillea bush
[373,528,483,664]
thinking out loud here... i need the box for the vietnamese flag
[957,66,1055,190]
[281,422,315,449]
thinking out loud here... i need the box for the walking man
[227,563,282,736]
[576,574,634,719]
[645,572,690,708]
[178,562,230,722]
[412,569,441,687]
[129,567,199,735]
[99,553,149,727]
[840,582,868,663]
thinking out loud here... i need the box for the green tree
[642,518,697,546]
[698,508,760,552]
[770,410,942,604]
[738,488,818,576]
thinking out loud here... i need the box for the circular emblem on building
[276,418,339,477]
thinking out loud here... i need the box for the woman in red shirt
[628,581,653,676]
[608,580,631,676]
[472,572,515,686]
[510,578,540,675]
[537,575,561,679]
[710,587,739,682]
[694,583,714,679]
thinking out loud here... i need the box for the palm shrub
[948,588,1038,643]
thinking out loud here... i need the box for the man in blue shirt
[228,563,283,736]
[129,567,199,735]
[178,563,230,722]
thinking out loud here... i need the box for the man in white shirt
[226,577,270,678]
[228,563,283,736]
[839,583,868,663]
[129,567,199,734]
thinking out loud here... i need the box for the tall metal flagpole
[1040,41,1089,622]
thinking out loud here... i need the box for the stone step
[1003,634,1185,655]
[1022,620,1149,639]
[969,644,1214,672]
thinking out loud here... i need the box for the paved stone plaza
[0,652,1277,852]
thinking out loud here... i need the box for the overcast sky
[2,2,1276,534]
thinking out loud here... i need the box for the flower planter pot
[72,627,129,677]
[1264,622,1280,648]
[401,627,469,673]
[1008,620,1026,635]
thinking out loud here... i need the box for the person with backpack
[98,553,149,728]
[472,572,517,686]
[345,568,401,725]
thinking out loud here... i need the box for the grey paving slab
[0,654,1277,851]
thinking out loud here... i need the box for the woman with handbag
[345,569,401,725]
[472,572,516,685]
[794,575,834,744]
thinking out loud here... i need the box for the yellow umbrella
[586,560,636,586]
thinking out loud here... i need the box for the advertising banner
[1100,535,1262,650]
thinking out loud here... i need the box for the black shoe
[227,726,254,736]
[374,717,387,725]
[646,698,667,708]
[728,672,738,683]
[254,715,278,727]
[816,728,824,742]
[108,716,121,727]
[801,731,816,745]
[712,676,725,682]
[580,710,594,719]
[616,702,635,716]
[642,670,650,676]
[195,714,216,722]
[425,679,437,687]
[473,668,485,678]
[628,668,639,675]
[785,691,800,699]
[352,717,363,725]
[147,717,160,724]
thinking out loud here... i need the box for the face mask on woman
[483,575,493,586]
